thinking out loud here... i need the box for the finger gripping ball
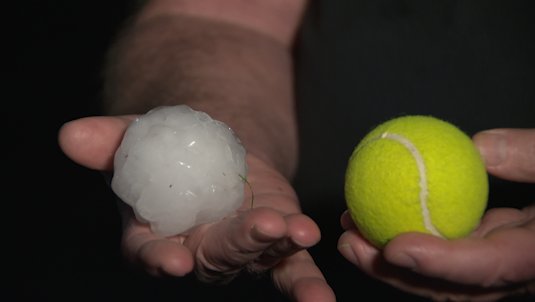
[344,116,488,249]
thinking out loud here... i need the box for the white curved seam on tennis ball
[367,132,445,238]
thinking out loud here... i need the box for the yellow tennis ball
[345,116,488,249]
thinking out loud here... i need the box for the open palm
[59,115,336,302]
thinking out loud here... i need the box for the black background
[8,1,534,301]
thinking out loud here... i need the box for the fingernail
[290,237,316,249]
[392,253,417,270]
[251,225,281,243]
[476,132,507,167]
[338,244,359,266]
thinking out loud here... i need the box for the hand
[338,128,535,301]
[58,115,336,302]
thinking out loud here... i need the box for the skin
[339,129,535,301]
[58,0,534,301]
[60,1,335,301]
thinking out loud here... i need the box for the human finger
[248,212,321,271]
[58,115,138,172]
[272,250,337,302]
[473,128,535,183]
[338,229,521,301]
[118,200,194,277]
[383,217,535,287]
[471,207,530,238]
[340,209,356,231]
[185,207,288,283]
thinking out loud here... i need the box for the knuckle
[195,271,236,285]
[519,132,535,176]
[193,247,243,285]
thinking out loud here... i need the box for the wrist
[103,15,298,178]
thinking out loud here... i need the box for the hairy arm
[103,0,308,178]
[59,1,338,301]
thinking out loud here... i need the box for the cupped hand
[58,115,336,302]
[338,128,535,301]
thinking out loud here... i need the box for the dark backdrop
[8,1,533,301]
[294,2,534,301]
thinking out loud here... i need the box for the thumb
[473,129,535,183]
[58,115,139,172]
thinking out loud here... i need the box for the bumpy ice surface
[111,105,248,237]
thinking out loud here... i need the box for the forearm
[103,4,304,178]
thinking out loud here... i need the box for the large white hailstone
[111,105,248,237]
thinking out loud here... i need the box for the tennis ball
[344,116,488,249]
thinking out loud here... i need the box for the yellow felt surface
[345,116,488,249]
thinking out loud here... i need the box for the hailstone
[111,105,248,237]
